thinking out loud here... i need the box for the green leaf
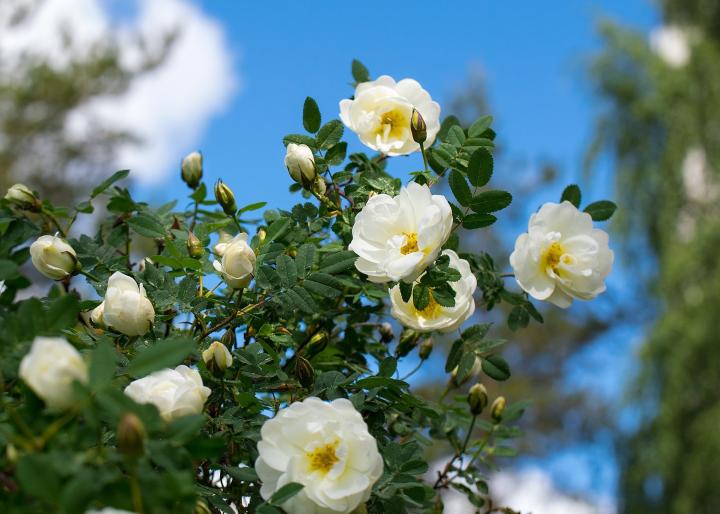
[45,294,81,333]
[482,354,511,381]
[322,251,356,274]
[462,213,496,229]
[190,182,207,203]
[438,115,461,142]
[325,142,347,166]
[467,148,493,187]
[561,184,582,207]
[449,170,472,206]
[399,281,413,302]
[284,286,317,313]
[456,353,477,384]
[89,341,117,389]
[238,201,267,214]
[316,120,344,150]
[446,339,464,372]
[0,259,20,280]
[269,482,304,505]
[127,213,166,238]
[265,217,292,242]
[295,244,315,277]
[351,59,370,83]
[283,134,317,149]
[304,272,342,298]
[584,200,617,221]
[468,115,493,137]
[91,169,130,198]
[446,125,466,146]
[508,306,530,331]
[276,254,297,288]
[379,357,397,377]
[469,190,512,213]
[303,96,321,133]
[128,337,195,377]
[412,285,430,311]
[16,454,61,502]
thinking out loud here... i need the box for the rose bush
[0,61,616,514]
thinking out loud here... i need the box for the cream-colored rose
[99,272,155,336]
[389,250,476,333]
[213,231,233,257]
[255,397,383,514]
[649,25,691,68]
[5,183,37,208]
[202,341,233,374]
[349,182,452,283]
[86,508,138,514]
[509,201,614,308]
[340,75,440,156]
[124,365,211,422]
[19,337,88,411]
[29,235,78,280]
[213,233,255,289]
[284,143,316,184]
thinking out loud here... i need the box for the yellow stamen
[400,232,419,255]
[543,242,564,271]
[307,441,340,474]
[375,109,408,140]
[415,292,443,320]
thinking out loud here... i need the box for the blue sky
[129,0,659,507]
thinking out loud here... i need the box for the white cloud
[1,0,238,185]
[430,460,615,514]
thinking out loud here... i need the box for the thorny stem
[196,299,267,341]
[44,210,67,238]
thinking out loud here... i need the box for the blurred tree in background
[588,1,720,512]
[0,0,170,204]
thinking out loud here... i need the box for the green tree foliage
[588,6,720,513]
[0,2,171,204]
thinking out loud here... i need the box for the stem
[128,465,144,514]
[79,269,101,282]
[189,200,200,231]
[419,142,430,174]
[433,414,478,489]
[196,299,267,341]
[400,360,424,381]
[44,211,67,238]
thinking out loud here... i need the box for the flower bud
[396,329,419,357]
[29,235,78,280]
[379,322,394,343]
[418,339,433,360]
[284,143,316,186]
[181,151,203,189]
[467,383,488,415]
[491,396,506,424]
[294,356,315,389]
[214,179,237,216]
[213,230,233,257]
[306,330,328,354]
[117,412,146,458]
[202,341,233,376]
[5,443,19,463]
[213,233,255,289]
[257,228,267,243]
[312,177,327,197]
[186,231,204,258]
[410,108,427,144]
[5,183,39,210]
[221,328,236,349]
[101,272,155,336]
[194,500,212,514]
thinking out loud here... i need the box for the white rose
[100,272,155,336]
[202,341,233,374]
[649,25,690,68]
[349,182,452,283]
[5,183,37,208]
[19,337,88,411]
[509,201,614,308]
[213,230,233,257]
[284,143,316,184]
[213,233,256,289]
[389,250,476,333]
[339,75,440,156]
[29,235,78,280]
[124,365,211,422]
[255,397,383,514]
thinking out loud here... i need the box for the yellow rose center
[375,109,408,140]
[415,292,443,320]
[307,440,340,474]
[400,232,420,255]
[543,242,564,271]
